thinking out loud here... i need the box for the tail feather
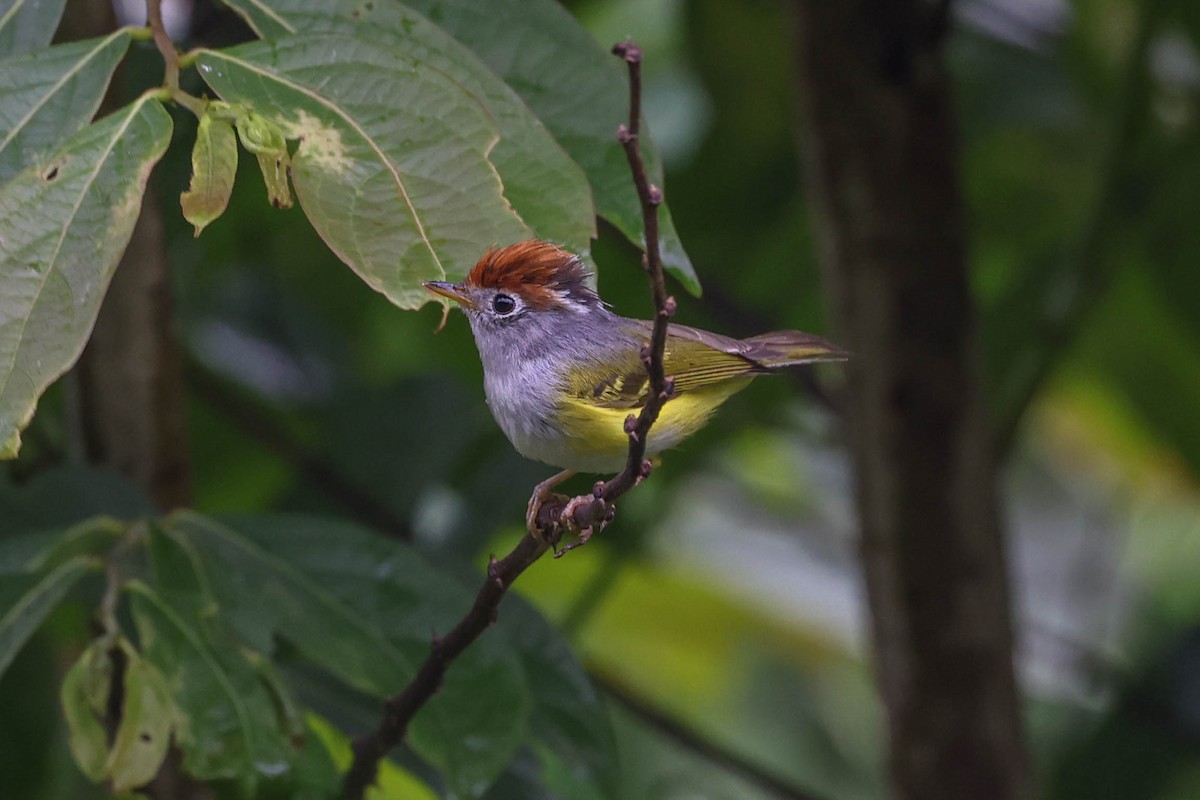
[740,330,849,369]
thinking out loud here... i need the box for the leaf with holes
[127,581,298,793]
[0,30,132,184]
[219,0,597,266]
[196,35,533,309]
[106,643,175,792]
[0,95,172,459]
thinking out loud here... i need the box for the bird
[424,240,846,535]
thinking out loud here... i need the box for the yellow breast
[550,377,753,472]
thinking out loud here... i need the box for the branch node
[612,39,643,64]
[624,414,639,438]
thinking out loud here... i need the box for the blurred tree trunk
[789,3,1028,799]
[78,184,193,509]
[61,0,193,510]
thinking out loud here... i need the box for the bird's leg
[526,469,576,538]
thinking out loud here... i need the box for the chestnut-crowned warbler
[425,240,846,532]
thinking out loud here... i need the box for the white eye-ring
[492,293,517,315]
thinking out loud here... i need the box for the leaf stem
[145,0,205,117]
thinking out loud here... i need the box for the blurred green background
[6,0,1200,797]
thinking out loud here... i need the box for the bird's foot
[553,495,615,558]
[526,469,576,539]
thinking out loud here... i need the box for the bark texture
[78,186,193,509]
[789,3,1028,798]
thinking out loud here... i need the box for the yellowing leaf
[107,647,175,792]
[181,111,239,236]
[60,642,113,782]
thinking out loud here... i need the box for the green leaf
[181,110,239,235]
[167,511,531,798]
[496,600,617,798]
[402,0,698,293]
[195,36,533,309]
[0,555,97,681]
[107,644,175,791]
[0,465,154,542]
[60,640,113,782]
[127,581,295,794]
[0,30,131,183]
[0,95,173,459]
[0,0,67,59]
[234,109,294,208]
[219,0,597,265]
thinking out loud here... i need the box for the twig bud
[640,459,653,479]
[612,39,643,63]
[663,376,676,397]
[648,184,663,205]
[624,414,639,437]
[663,296,677,317]
[616,123,632,145]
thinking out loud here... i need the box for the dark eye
[491,293,516,315]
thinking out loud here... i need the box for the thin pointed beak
[423,281,475,309]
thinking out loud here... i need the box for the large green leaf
[0,30,131,183]
[0,466,152,550]
[195,36,533,309]
[402,0,698,293]
[0,555,96,681]
[495,599,617,799]
[0,0,67,60]
[164,511,531,799]
[127,581,299,794]
[0,95,173,459]
[220,0,597,268]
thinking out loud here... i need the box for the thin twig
[146,0,205,116]
[341,536,550,799]
[536,39,677,550]
[341,39,675,798]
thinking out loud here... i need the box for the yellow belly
[550,377,753,472]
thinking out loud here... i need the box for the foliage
[5,0,1200,798]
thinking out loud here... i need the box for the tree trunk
[61,0,192,511]
[78,185,193,510]
[788,3,1028,799]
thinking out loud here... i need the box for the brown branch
[535,39,677,551]
[146,0,204,116]
[341,536,550,799]
[341,39,674,798]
